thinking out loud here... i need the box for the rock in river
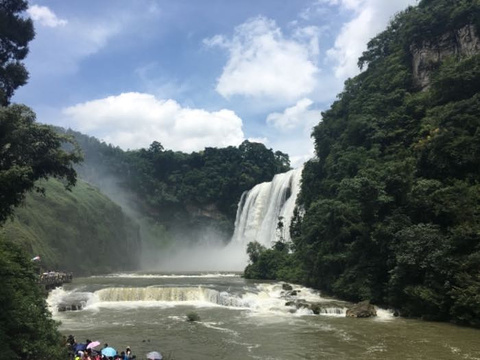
[346,300,377,318]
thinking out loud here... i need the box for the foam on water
[47,287,94,315]
[201,322,240,336]
[47,280,350,318]
[97,273,241,279]
[374,308,395,321]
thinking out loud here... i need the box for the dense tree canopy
[0,0,34,105]
[245,0,480,327]
[69,129,290,239]
[0,1,83,358]
[0,105,81,223]
[0,238,67,359]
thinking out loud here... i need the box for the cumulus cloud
[204,16,320,102]
[27,5,67,27]
[63,92,245,152]
[266,98,319,132]
[326,0,416,79]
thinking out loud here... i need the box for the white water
[47,276,352,318]
[232,167,303,247]
[51,274,480,360]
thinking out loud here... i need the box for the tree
[0,2,83,358]
[0,237,67,359]
[0,0,34,105]
[0,104,82,223]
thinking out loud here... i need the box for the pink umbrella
[86,341,101,349]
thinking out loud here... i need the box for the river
[48,273,480,360]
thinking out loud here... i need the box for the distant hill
[1,179,141,275]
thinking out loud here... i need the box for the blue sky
[15,0,416,166]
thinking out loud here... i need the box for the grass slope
[0,179,141,275]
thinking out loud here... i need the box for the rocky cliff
[411,24,480,89]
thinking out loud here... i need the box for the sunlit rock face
[411,24,480,90]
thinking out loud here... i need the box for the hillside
[1,179,141,275]
[245,0,480,327]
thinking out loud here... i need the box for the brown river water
[48,273,480,360]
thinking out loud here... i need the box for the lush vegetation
[0,105,81,223]
[67,129,290,242]
[245,0,480,327]
[0,0,34,106]
[0,1,83,358]
[1,178,141,275]
[0,237,67,359]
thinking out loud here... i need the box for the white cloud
[204,16,320,102]
[247,137,268,144]
[266,98,319,132]
[24,3,164,77]
[27,5,67,27]
[26,17,121,76]
[268,135,315,168]
[63,92,245,152]
[264,98,321,168]
[326,0,416,79]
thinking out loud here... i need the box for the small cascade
[94,286,245,307]
[318,307,347,316]
[96,287,220,303]
[49,282,359,317]
[232,167,303,247]
[47,288,93,314]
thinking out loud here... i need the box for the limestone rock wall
[411,24,480,89]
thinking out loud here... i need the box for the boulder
[282,283,293,291]
[346,300,377,318]
[285,299,308,308]
[58,302,84,312]
[309,303,322,315]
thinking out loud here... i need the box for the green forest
[245,0,480,327]
[68,130,290,241]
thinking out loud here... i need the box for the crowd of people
[39,271,73,289]
[66,335,139,360]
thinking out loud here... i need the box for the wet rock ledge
[281,283,377,318]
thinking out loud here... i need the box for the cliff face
[411,24,480,89]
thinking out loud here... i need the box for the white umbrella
[147,351,163,360]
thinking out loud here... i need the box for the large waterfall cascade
[232,167,303,248]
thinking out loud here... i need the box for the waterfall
[231,167,302,247]
[96,287,221,303]
[94,287,247,307]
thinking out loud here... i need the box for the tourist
[125,346,132,359]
